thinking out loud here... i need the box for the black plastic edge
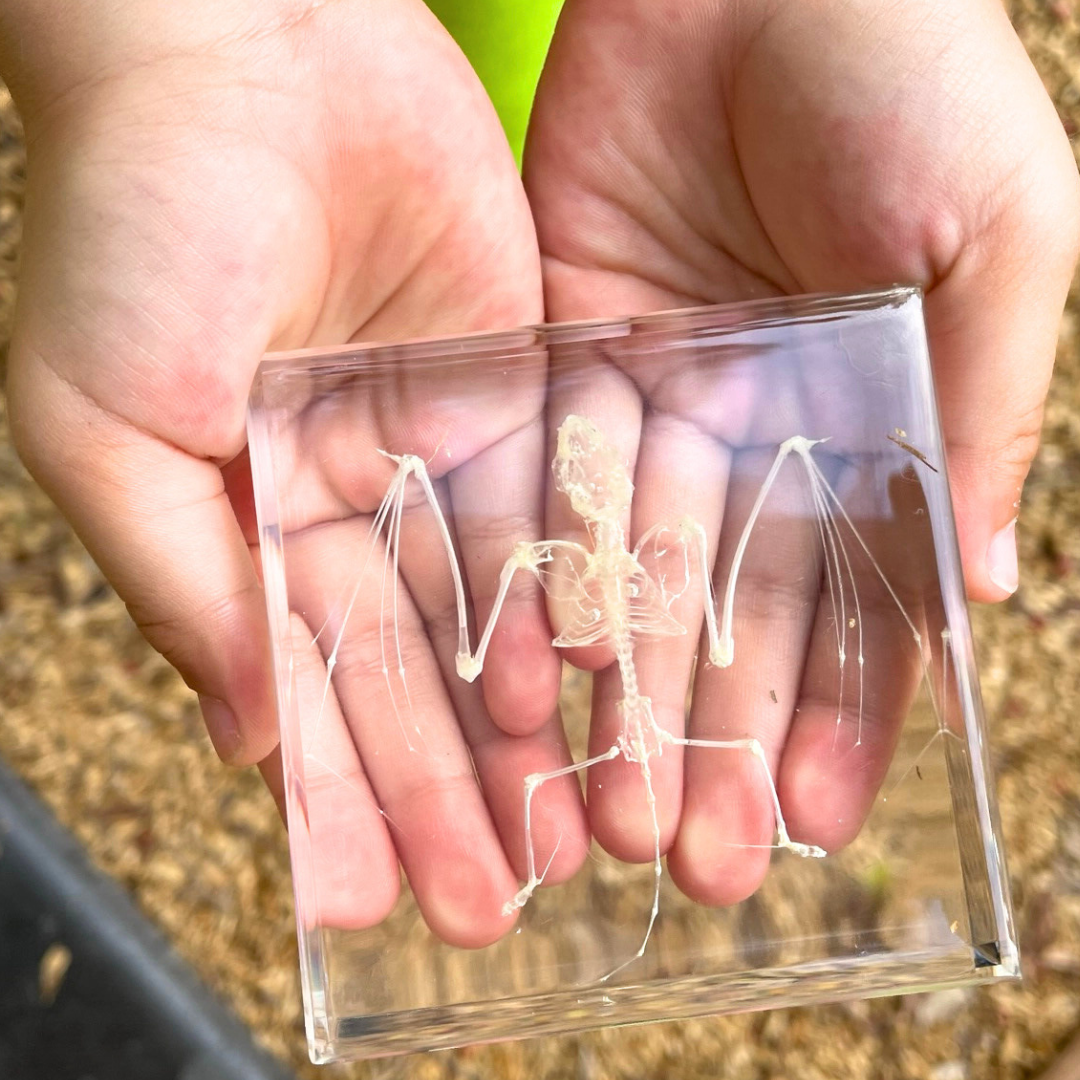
[0,756,297,1080]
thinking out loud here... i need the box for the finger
[920,3,1080,604]
[927,190,1079,603]
[288,469,588,946]
[256,746,286,822]
[585,412,730,863]
[779,463,941,853]
[391,471,591,895]
[7,365,278,766]
[259,347,587,920]
[667,441,823,906]
[450,417,563,737]
[725,0,1080,603]
[286,614,400,930]
[288,502,518,950]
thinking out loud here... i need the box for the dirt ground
[1,3,1079,1078]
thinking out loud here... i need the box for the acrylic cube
[246,287,1017,1063]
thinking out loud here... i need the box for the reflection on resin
[309,409,975,985]
[247,289,1016,1061]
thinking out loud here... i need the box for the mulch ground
[1,3,1079,1077]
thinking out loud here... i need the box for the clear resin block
[247,287,1017,1063]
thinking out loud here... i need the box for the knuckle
[331,610,433,685]
[947,408,1043,493]
[127,580,263,689]
[994,420,1043,476]
[723,563,818,624]
[392,768,480,817]
[460,511,537,551]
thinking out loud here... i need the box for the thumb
[927,164,1080,604]
[7,347,278,767]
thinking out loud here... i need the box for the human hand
[524,0,1079,898]
[0,0,546,935]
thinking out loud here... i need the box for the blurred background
[1,2,1078,1077]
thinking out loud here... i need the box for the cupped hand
[525,0,1079,898]
[1,0,555,941]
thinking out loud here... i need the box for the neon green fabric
[426,0,564,166]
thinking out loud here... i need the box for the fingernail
[987,518,1019,596]
[198,695,241,760]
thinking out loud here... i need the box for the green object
[426,0,564,166]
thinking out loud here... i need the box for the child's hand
[0,1,540,785]
[525,0,1079,899]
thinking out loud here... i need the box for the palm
[529,0,1023,314]
[525,3,787,317]
[14,5,537,446]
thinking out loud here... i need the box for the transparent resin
[247,287,1017,1063]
